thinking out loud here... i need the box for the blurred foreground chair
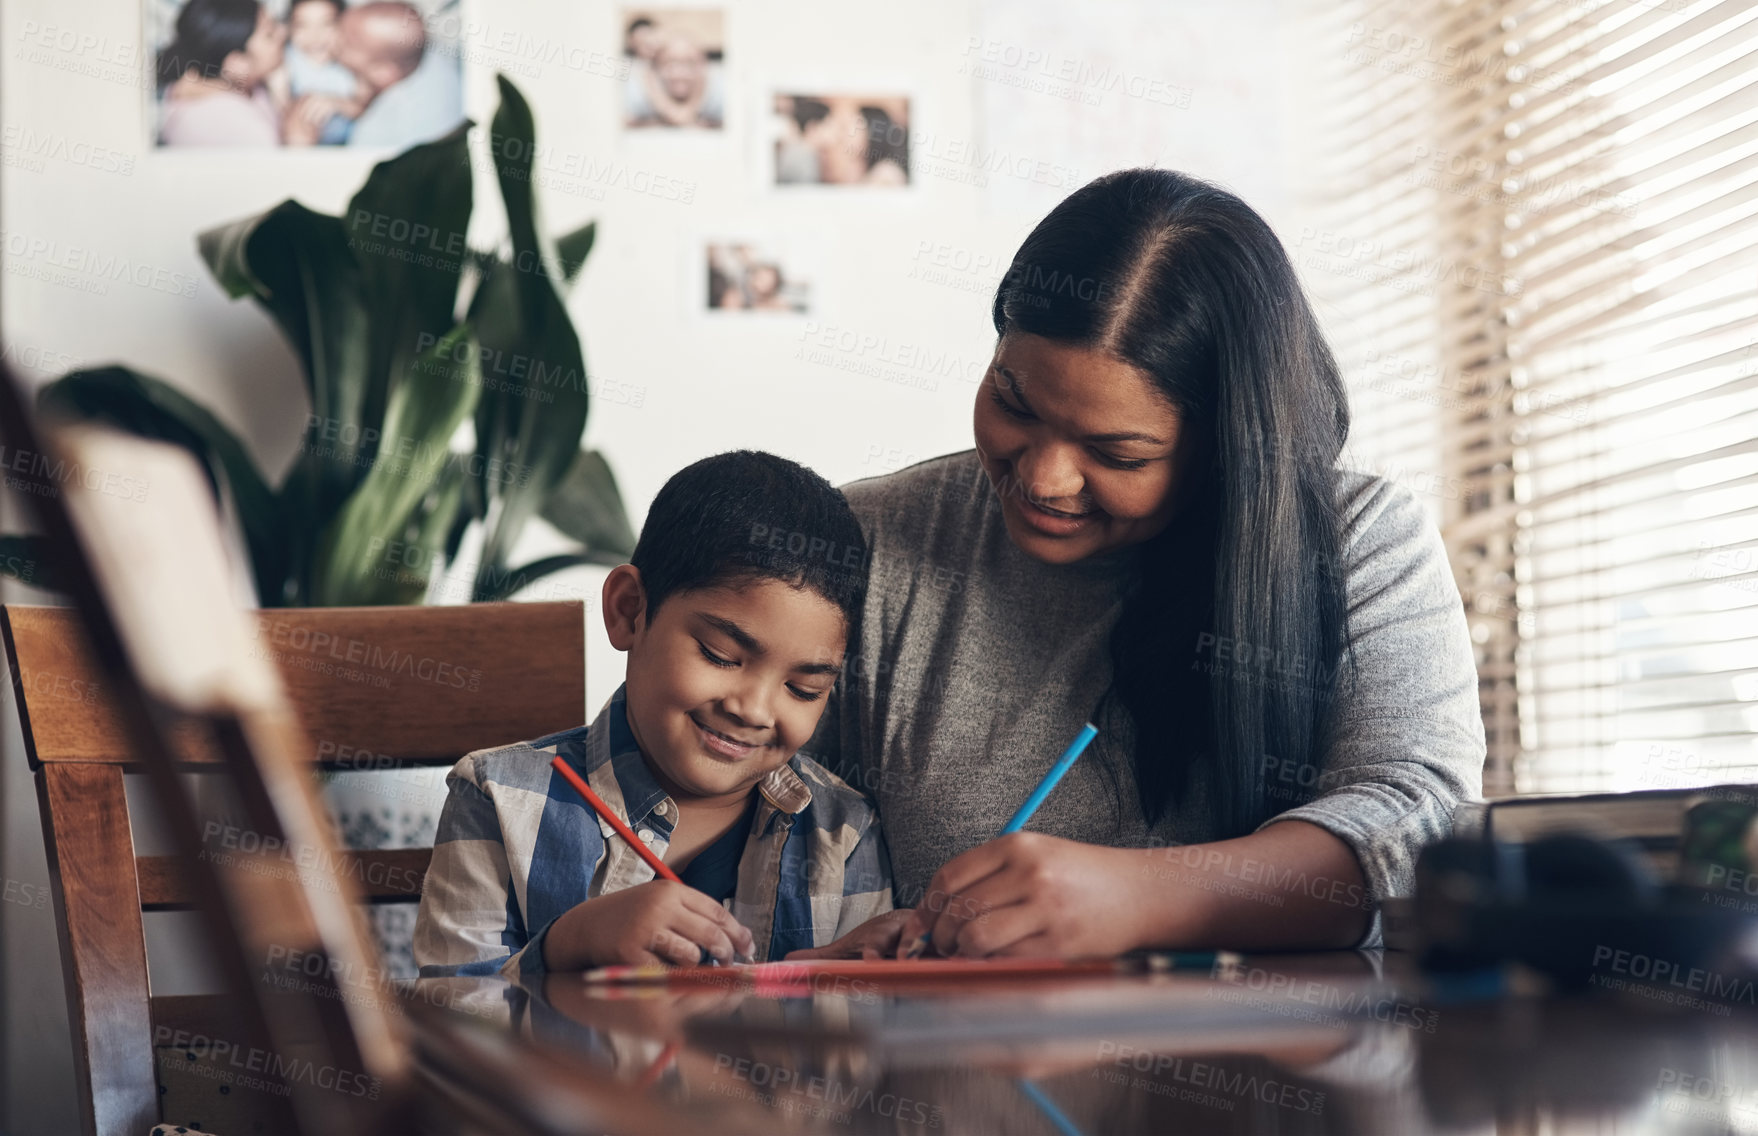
[5,600,587,1135]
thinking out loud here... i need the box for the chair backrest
[4,601,586,1136]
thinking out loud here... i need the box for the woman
[795,169,1484,959]
[157,0,286,147]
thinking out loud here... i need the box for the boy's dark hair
[631,451,868,637]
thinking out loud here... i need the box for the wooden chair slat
[38,763,158,1136]
[4,602,586,767]
[138,848,434,910]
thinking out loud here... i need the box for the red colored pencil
[637,1040,681,1088]
[580,953,1236,987]
[550,755,682,884]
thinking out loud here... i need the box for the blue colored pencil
[1000,722,1099,834]
[1017,1078,1086,1136]
[905,722,1100,958]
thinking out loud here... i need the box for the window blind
[1293,0,1758,796]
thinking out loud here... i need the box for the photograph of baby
[772,93,910,186]
[706,242,811,314]
[622,8,725,131]
[148,0,465,147]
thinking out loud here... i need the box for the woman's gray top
[805,450,1485,947]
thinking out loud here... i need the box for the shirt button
[655,801,671,817]
[637,828,654,842]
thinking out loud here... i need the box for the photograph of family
[705,241,811,313]
[149,0,465,147]
[622,8,725,131]
[772,92,911,186]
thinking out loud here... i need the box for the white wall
[1,1,1293,1129]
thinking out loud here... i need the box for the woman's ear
[601,564,647,651]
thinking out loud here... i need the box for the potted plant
[1,77,637,976]
[2,74,635,606]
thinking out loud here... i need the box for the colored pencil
[906,722,1100,958]
[581,951,1237,988]
[551,755,683,883]
[637,1040,681,1088]
[550,755,758,965]
[1017,1078,1086,1136]
[1001,722,1100,835]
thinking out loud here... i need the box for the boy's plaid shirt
[413,683,894,976]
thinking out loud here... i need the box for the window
[1295,0,1758,795]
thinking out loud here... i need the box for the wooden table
[410,951,1758,1134]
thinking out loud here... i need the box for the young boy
[274,0,368,145]
[284,0,358,99]
[413,451,890,975]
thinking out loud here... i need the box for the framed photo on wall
[620,7,726,132]
[770,92,912,188]
[146,0,464,148]
[704,238,813,315]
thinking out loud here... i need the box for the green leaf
[539,449,636,558]
[37,367,284,605]
[443,469,481,563]
[310,325,480,605]
[468,76,593,601]
[556,221,596,287]
[487,78,545,274]
[0,535,56,592]
[198,202,369,430]
[344,119,474,458]
[198,200,372,603]
[474,552,606,603]
[408,461,470,602]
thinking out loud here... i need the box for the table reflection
[411,952,1758,1134]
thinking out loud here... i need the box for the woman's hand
[897,822,1372,957]
[542,881,757,970]
[896,832,1154,959]
[783,909,912,960]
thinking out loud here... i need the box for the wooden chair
[4,601,587,1136]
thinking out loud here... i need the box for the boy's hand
[543,881,757,970]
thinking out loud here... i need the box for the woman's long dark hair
[157,0,260,90]
[993,169,1355,837]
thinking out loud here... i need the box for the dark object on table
[1458,784,1758,880]
[1413,832,1755,991]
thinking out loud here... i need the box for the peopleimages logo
[1209,963,1440,1033]
[710,1055,942,1128]
[0,442,150,502]
[199,822,424,895]
[1590,945,1757,1012]
[0,125,135,175]
[258,621,483,692]
[150,1027,380,1100]
[1095,1042,1325,1114]
[0,229,197,297]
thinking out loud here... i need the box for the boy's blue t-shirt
[676,798,757,903]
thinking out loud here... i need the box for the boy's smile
[691,712,763,760]
[603,570,848,808]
